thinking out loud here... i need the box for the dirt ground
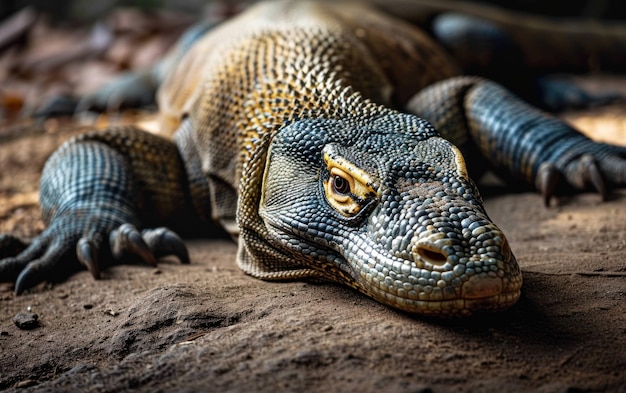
[0,99,624,393]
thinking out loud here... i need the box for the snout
[410,221,521,300]
[352,213,522,316]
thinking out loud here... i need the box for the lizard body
[2,0,626,316]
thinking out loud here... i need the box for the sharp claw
[536,163,562,207]
[142,228,190,265]
[13,237,77,294]
[0,239,47,282]
[580,155,609,201]
[15,264,43,295]
[110,224,157,266]
[77,237,100,279]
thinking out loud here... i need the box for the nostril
[416,246,447,266]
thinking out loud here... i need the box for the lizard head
[258,114,522,317]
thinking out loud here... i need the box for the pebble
[13,312,39,330]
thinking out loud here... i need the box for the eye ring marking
[322,152,379,217]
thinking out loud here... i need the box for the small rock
[83,304,93,310]
[13,312,39,330]
[1,330,9,336]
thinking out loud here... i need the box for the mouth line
[363,283,521,316]
[410,290,521,302]
[462,289,521,301]
[381,289,521,303]
[264,219,522,315]
[264,219,350,268]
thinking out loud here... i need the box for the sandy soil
[0,104,625,392]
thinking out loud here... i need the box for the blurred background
[1,0,625,23]
[0,0,624,126]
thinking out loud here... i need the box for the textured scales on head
[253,115,521,317]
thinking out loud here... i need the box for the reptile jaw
[461,275,503,299]
[360,249,521,316]
[362,283,521,317]
[459,290,521,315]
[353,193,523,316]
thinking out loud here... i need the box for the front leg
[406,76,626,206]
[0,124,213,294]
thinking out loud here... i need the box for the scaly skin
[2,0,626,316]
[407,77,626,204]
[256,117,521,315]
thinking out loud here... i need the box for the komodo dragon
[2,0,626,317]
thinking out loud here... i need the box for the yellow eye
[324,164,377,217]
[331,174,350,195]
[322,150,378,217]
[329,168,353,200]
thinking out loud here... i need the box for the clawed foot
[0,222,189,295]
[536,145,626,206]
[75,72,158,114]
[34,72,158,119]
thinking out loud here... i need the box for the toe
[110,224,157,266]
[536,162,563,207]
[77,237,101,279]
[14,263,44,295]
[142,228,190,265]
[579,155,608,201]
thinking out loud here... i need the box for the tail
[370,0,626,74]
